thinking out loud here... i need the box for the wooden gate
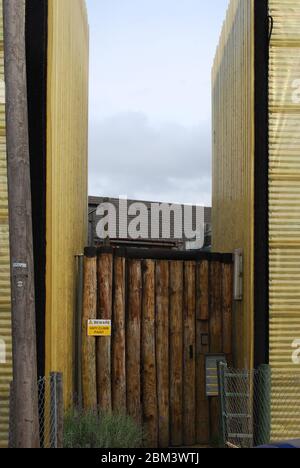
[81,247,233,448]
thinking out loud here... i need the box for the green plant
[64,409,144,449]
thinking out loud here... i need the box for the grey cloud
[88,112,211,206]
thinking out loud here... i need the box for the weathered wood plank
[169,261,184,447]
[112,256,126,412]
[197,261,209,320]
[209,261,222,353]
[196,260,210,443]
[196,320,210,444]
[142,260,158,448]
[155,260,170,448]
[82,253,97,409]
[126,260,142,425]
[183,261,196,446]
[97,253,113,412]
[209,260,222,442]
[222,263,233,362]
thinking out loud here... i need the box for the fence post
[50,373,64,448]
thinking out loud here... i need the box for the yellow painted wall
[269,0,300,440]
[0,0,89,447]
[0,0,12,449]
[212,0,255,369]
[45,0,89,405]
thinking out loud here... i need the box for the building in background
[212,0,300,439]
[88,196,212,251]
[0,0,89,447]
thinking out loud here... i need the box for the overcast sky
[86,0,229,206]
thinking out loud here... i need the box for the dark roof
[88,196,211,225]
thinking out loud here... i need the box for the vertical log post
[222,262,233,366]
[112,255,126,412]
[126,259,142,425]
[183,261,196,446]
[142,260,158,448]
[209,259,222,443]
[169,261,183,447]
[155,260,170,448]
[97,251,113,412]
[4,0,39,448]
[82,248,97,409]
[74,254,84,407]
[196,260,210,444]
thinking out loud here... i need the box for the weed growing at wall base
[64,409,144,449]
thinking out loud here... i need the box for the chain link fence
[219,363,300,448]
[9,373,64,448]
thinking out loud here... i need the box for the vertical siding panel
[212,0,255,369]
[45,0,89,405]
[269,0,300,440]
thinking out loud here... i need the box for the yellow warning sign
[87,320,112,337]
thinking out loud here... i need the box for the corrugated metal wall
[45,0,89,405]
[269,0,300,440]
[0,0,89,447]
[212,0,255,368]
[0,0,12,449]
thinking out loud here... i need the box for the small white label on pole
[13,262,27,269]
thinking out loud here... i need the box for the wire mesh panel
[219,365,255,448]
[9,373,63,448]
[219,364,300,448]
[38,374,63,448]
[271,371,300,442]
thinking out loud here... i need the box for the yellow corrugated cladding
[45,0,89,406]
[269,0,300,440]
[0,0,89,447]
[0,0,12,450]
[212,0,255,369]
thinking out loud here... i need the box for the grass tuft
[64,409,144,449]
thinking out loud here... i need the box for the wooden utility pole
[3,0,40,448]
